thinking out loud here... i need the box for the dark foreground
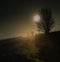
[0,31,60,62]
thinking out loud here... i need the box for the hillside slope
[34,31,60,62]
[0,31,60,62]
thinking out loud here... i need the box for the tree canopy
[36,8,54,34]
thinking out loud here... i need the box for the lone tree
[36,8,54,34]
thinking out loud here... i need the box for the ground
[0,31,60,62]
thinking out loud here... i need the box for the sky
[0,0,60,39]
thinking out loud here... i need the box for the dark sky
[0,0,60,39]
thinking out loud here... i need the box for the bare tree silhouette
[36,8,54,34]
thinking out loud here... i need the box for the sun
[34,15,40,22]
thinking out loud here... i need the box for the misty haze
[0,0,60,62]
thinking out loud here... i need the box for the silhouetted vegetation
[0,8,60,62]
[36,8,54,34]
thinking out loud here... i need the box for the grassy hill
[0,31,60,62]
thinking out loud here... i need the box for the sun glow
[21,30,39,38]
[34,15,40,22]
